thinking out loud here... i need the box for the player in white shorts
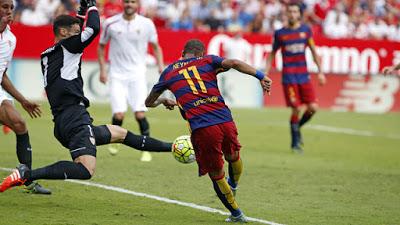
[0,0,50,194]
[98,0,164,161]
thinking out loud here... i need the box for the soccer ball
[172,135,196,164]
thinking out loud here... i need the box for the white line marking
[254,121,400,140]
[0,167,283,225]
[307,124,400,140]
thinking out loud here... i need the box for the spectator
[191,0,211,22]
[20,0,61,26]
[171,6,193,31]
[247,11,264,33]
[205,8,224,31]
[324,7,349,38]
[164,0,186,25]
[215,0,233,28]
[226,8,245,32]
[103,0,123,18]
[10,0,400,42]
[387,20,400,42]
[368,17,388,39]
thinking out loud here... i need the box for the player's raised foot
[225,213,248,223]
[108,145,120,156]
[291,145,304,155]
[0,164,29,193]
[24,182,52,195]
[227,177,238,196]
[2,125,12,135]
[140,151,152,162]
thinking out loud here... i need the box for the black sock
[16,132,32,169]
[112,116,123,126]
[27,161,91,182]
[122,131,172,152]
[137,117,150,136]
[299,110,315,127]
[93,125,112,146]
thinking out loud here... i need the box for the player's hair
[288,2,303,16]
[182,39,205,56]
[53,15,80,36]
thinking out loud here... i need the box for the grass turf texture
[0,103,399,225]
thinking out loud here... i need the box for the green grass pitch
[0,103,399,225]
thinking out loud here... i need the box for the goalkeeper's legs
[93,125,172,152]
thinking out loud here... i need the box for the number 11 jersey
[151,55,233,131]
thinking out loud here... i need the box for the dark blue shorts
[53,104,97,160]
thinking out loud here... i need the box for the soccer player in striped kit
[265,3,326,153]
[146,39,271,222]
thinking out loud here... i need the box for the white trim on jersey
[81,27,94,42]
[60,46,82,81]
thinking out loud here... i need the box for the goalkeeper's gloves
[87,0,96,7]
[77,0,88,16]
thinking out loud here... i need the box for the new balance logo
[332,75,400,113]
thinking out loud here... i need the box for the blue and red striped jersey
[151,55,233,131]
[272,24,312,84]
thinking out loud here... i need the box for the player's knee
[225,152,239,162]
[10,117,27,134]
[308,103,318,113]
[209,169,225,181]
[291,107,301,115]
[134,111,145,120]
[78,161,95,178]
[74,155,96,179]
[106,124,128,142]
[113,112,125,121]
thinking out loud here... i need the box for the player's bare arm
[221,59,272,95]
[145,91,176,110]
[97,43,108,84]
[308,38,326,85]
[264,49,277,76]
[150,42,165,73]
[1,72,41,118]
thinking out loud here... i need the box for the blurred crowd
[11,0,400,41]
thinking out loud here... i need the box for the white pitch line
[0,167,283,225]
[307,124,400,140]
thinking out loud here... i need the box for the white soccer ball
[172,135,196,164]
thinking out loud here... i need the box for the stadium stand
[11,0,400,41]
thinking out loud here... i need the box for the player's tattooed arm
[145,91,177,110]
[221,59,272,95]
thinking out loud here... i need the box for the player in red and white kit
[0,0,50,194]
[265,3,326,153]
